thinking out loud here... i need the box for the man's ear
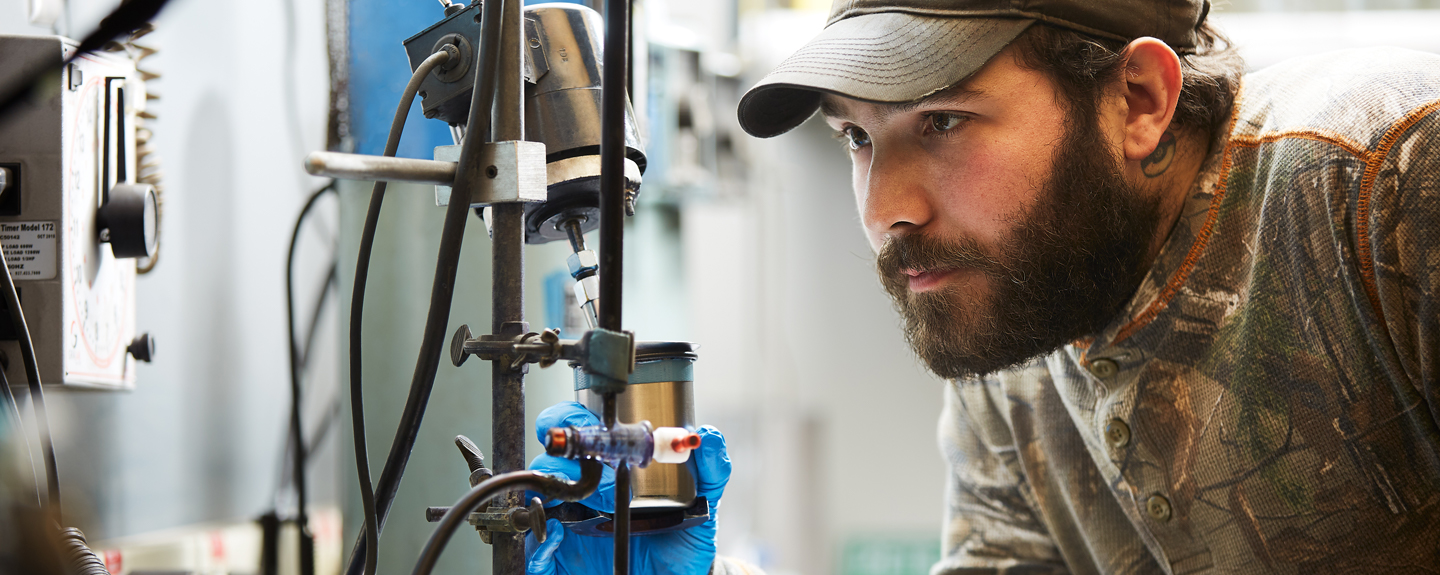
[1118,38,1183,163]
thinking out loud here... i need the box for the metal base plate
[548,496,709,537]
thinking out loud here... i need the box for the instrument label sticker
[0,221,58,280]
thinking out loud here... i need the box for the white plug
[651,427,700,464]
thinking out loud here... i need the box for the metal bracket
[523,17,549,84]
[436,141,547,206]
[547,496,709,537]
[469,140,547,205]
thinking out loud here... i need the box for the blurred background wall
[3,0,1440,574]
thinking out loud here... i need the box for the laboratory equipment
[545,421,699,466]
[406,3,647,245]
[303,0,681,572]
[0,34,158,389]
[576,341,700,509]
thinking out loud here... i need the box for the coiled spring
[57,527,110,575]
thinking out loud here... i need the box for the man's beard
[877,112,1164,379]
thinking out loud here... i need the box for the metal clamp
[451,325,576,368]
[425,497,548,544]
[466,140,547,205]
[577,328,634,393]
[436,142,549,207]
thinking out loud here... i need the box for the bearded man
[731,0,1440,573]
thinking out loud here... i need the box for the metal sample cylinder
[575,341,696,510]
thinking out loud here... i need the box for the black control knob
[127,333,154,363]
[99,183,158,259]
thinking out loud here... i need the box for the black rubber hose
[0,214,59,517]
[409,461,605,575]
[347,49,452,575]
[286,180,337,575]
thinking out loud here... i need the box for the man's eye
[927,112,965,133]
[843,126,871,150]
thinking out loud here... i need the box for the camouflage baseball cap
[737,0,1212,138]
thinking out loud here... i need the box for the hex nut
[566,250,599,276]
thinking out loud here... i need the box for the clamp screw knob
[128,333,154,363]
[450,324,473,367]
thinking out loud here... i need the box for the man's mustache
[876,234,1006,282]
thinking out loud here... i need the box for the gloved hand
[524,402,731,575]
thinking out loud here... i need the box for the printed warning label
[0,221,57,280]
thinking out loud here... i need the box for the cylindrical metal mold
[575,341,696,510]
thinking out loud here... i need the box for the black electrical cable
[0,365,42,508]
[346,49,452,575]
[343,0,513,568]
[274,264,337,492]
[300,264,338,369]
[286,180,337,575]
[0,0,173,121]
[0,218,59,517]
[409,462,604,575]
[270,258,336,515]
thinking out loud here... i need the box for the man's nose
[861,146,934,237]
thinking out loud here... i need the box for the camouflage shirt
[936,48,1440,575]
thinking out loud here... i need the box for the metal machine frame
[307,0,646,572]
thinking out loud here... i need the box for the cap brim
[738,14,1033,138]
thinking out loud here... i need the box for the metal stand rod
[614,462,631,575]
[491,0,528,571]
[491,203,526,574]
[598,0,628,333]
[599,0,632,571]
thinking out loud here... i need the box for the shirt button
[1105,419,1131,448]
[1146,494,1172,522]
[1088,358,1119,379]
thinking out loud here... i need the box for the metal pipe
[491,202,526,575]
[303,152,456,185]
[599,0,632,570]
[409,462,604,575]
[614,462,631,575]
[494,0,524,143]
[564,218,587,253]
[491,0,529,571]
[598,0,628,333]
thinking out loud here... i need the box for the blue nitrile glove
[524,402,731,575]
